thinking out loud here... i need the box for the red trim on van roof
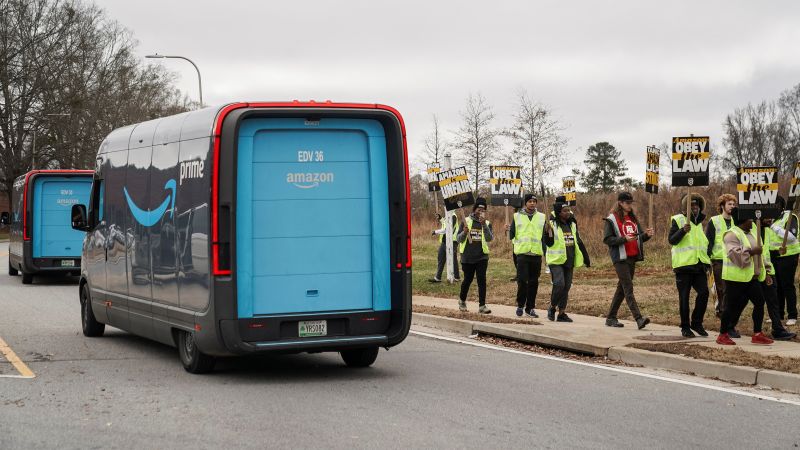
[20,170,94,241]
[210,102,412,276]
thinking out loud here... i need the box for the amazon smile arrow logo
[124,179,176,227]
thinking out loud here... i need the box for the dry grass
[413,304,540,325]
[629,342,800,375]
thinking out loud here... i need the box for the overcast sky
[98,0,800,189]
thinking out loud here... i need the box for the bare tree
[423,114,447,165]
[721,99,794,176]
[504,89,567,196]
[453,93,498,192]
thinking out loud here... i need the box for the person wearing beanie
[717,207,774,345]
[457,197,493,314]
[602,191,654,329]
[705,193,737,322]
[430,212,461,283]
[758,216,797,340]
[668,194,710,337]
[767,195,799,326]
[505,193,545,317]
[542,200,590,322]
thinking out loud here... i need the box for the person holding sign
[430,213,461,283]
[603,192,654,329]
[543,199,590,322]
[759,216,798,340]
[457,198,494,314]
[668,194,710,338]
[716,208,774,345]
[768,196,799,326]
[505,194,546,317]
[705,194,737,321]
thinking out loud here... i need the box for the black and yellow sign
[645,146,660,194]
[427,163,441,192]
[562,176,576,206]
[790,161,800,199]
[672,136,710,187]
[436,166,475,211]
[736,166,780,220]
[489,165,522,207]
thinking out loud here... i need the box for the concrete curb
[756,370,800,395]
[412,313,474,336]
[473,322,608,356]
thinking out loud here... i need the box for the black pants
[720,279,765,334]
[712,260,726,315]
[773,254,798,320]
[435,241,460,280]
[607,259,642,320]
[762,279,790,334]
[675,271,709,329]
[550,264,573,311]
[460,259,488,306]
[515,255,542,311]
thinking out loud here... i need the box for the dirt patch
[628,342,800,375]
[413,304,540,325]
[476,334,632,366]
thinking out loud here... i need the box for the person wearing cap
[705,194,737,324]
[768,196,799,326]
[505,193,545,317]
[543,199,590,322]
[603,192,654,329]
[668,194,710,338]
[717,208,774,345]
[759,215,798,340]
[457,198,493,314]
[430,213,461,283]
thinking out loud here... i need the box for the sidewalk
[413,295,800,393]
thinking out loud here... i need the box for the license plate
[61,259,75,267]
[298,320,327,337]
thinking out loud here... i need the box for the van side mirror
[71,204,90,231]
[0,212,8,225]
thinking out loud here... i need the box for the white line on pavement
[410,330,800,407]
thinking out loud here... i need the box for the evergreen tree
[582,142,628,192]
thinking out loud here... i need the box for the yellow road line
[0,336,35,379]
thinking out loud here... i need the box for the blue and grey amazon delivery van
[3,170,94,284]
[70,101,412,373]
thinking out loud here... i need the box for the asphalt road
[1,243,799,449]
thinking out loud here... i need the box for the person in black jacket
[603,192,654,329]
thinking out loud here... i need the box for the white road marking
[410,330,800,407]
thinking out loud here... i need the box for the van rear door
[235,118,390,318]
[32,176,92,258]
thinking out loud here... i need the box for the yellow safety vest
[762,227,775,276]
[722,226,766,283]
[438,217,460,243]
[767,211,800,256]
[670,214,711,268]
[512,211,544,256]
[709,215,733,260]
[459,217,490,255]
[546,220,584,267]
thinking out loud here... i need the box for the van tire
[80,284,105,337]
[21,272,33,284]
[340,346,379,368]
[8,257,18,276]
[177,330,216,374]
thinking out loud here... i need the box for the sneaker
[716,333,736,345]
[636,317,650,330]
[605,318,624,328]
[729,328,741,339]
[547,306,556,322]
[766,317,772,323]
[772,330,797,341]
[690,325,709,337]
[787,319,798,326]
[454,278,462,282]
[458,300,467,312]
[751,332,774,345]
[516,307,524,317]
[478,305,492,314]
[510,277,517,282]
[556,313,573,323]
[681,328,695,338]
[429,277,441,283]
[525,309,539,318]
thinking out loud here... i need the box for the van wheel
[21,272,33,284]
[80,285,105,337]
[8,257,18,276]
[340,346,379,368]
[177,330,216,374]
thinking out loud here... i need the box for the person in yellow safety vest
[457,197,493,314]
[430,213,461,282]
[767,196,800,326]
[505,193,545,318]
[668,194,710,338]
[543,200,590,322]
[704,193,737,322]
[759,216,798,340]
[716,208,775,345]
